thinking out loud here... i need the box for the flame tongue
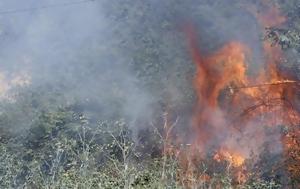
[178,0,300,184]
[175,0,300,186]
[186,25,252,155]
[213,149,245,167]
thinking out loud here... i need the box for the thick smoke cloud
[0,0,155,127]
[0,0,280,154]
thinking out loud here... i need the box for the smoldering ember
[0,0,299,189]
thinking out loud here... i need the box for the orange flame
[176,0,300,185]
[213,149,245,167]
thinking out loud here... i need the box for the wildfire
[174,0,300,186]
[213,149,245,168]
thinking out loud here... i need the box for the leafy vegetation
[0,107,285,188]
[0,0,300,188]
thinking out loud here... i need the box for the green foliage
[0,144,24,188]
[0,0,299,188]
[243,179,281,189]
[0,109,290,188]
[266,0,300,52]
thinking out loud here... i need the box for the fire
[174,0,300,186]
[186,0,297,152]
[213,149,245,167]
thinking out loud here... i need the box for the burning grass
[168,0,300,187]
[0,0,299,188]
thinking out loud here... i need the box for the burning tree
[0,0,300,188]
[170,0,300,187]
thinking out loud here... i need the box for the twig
[229,80,299,91]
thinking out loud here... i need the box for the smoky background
[0,0,274,143]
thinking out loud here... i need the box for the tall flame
[177,0,300,185]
